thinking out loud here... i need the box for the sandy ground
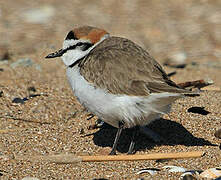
[0,0,221,179]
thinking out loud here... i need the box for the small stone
[10,58,34,68]
[34,64,42,71]
[181,172,197,180]
[164,52,187,68]
[137,168,160,175]
[0,91,3,97]
[200,168,221,179]
[79,128,85,134]
[27,86,36,92]
[0,46,10,61]
[22,6,55,24]
[214,128,221,139]
[163,165,187,172]
[12,97,25,104]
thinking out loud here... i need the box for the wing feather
[79,37,194,96]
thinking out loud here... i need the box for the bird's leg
[109,121,124,155]
[127,126,139,154]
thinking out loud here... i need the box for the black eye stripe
[76,42,83,46]
[81,43,93,51]
[64,42,93,52]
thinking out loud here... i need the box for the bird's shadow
[92,118,216,153]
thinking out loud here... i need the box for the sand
[0,0,221,179]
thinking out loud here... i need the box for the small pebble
[214,128,221,139]
[0,46,10,61]
[0,91,3,97]
[137,168,160,175]
[200,168,221,179]
[79,128,85,134]
[10,58,34,68]
[12,97,25,104]
[164,52,187,68]
[163,165,187,172]
[29,94,41,98]
[181,172,197,180]
[22,6,55,24]
[27,86,36,92]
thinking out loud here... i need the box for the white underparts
[66,66,183,128]
[61,34,110,66]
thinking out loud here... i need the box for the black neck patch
[68,57,84,68]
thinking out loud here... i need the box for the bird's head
[45,26,109,66]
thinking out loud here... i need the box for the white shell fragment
[22,6,55,24]
[200,167,221,179]
[164,52,187,68]
[163,165,187,173]
[22,177,40,180]
[180,171,200,180]
[137,168,160,175]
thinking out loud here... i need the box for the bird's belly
[66,67,182,128]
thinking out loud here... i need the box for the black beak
[45,49,65,59]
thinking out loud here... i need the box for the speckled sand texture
[0,0,221,179]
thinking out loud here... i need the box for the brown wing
[79,37,193,96]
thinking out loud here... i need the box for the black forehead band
[65,31,78,40]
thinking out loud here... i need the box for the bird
[45,26,198,155]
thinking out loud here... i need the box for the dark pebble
[12,97,25,104]
[187,107,210,115]
[27,86,36,92]
[29,94,41,98]
[182,174,197,180]
[79,128,85,134]
[0,91,3,97]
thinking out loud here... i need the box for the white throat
[61,34,110,66]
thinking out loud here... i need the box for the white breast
[66,66,183,128]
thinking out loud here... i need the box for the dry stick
[0,116,51,125]
[178,79,213,89]
[15,151,205,164]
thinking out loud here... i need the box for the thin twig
[0,116,52,125]
[178,79,213,89]
[14,151,205,163]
